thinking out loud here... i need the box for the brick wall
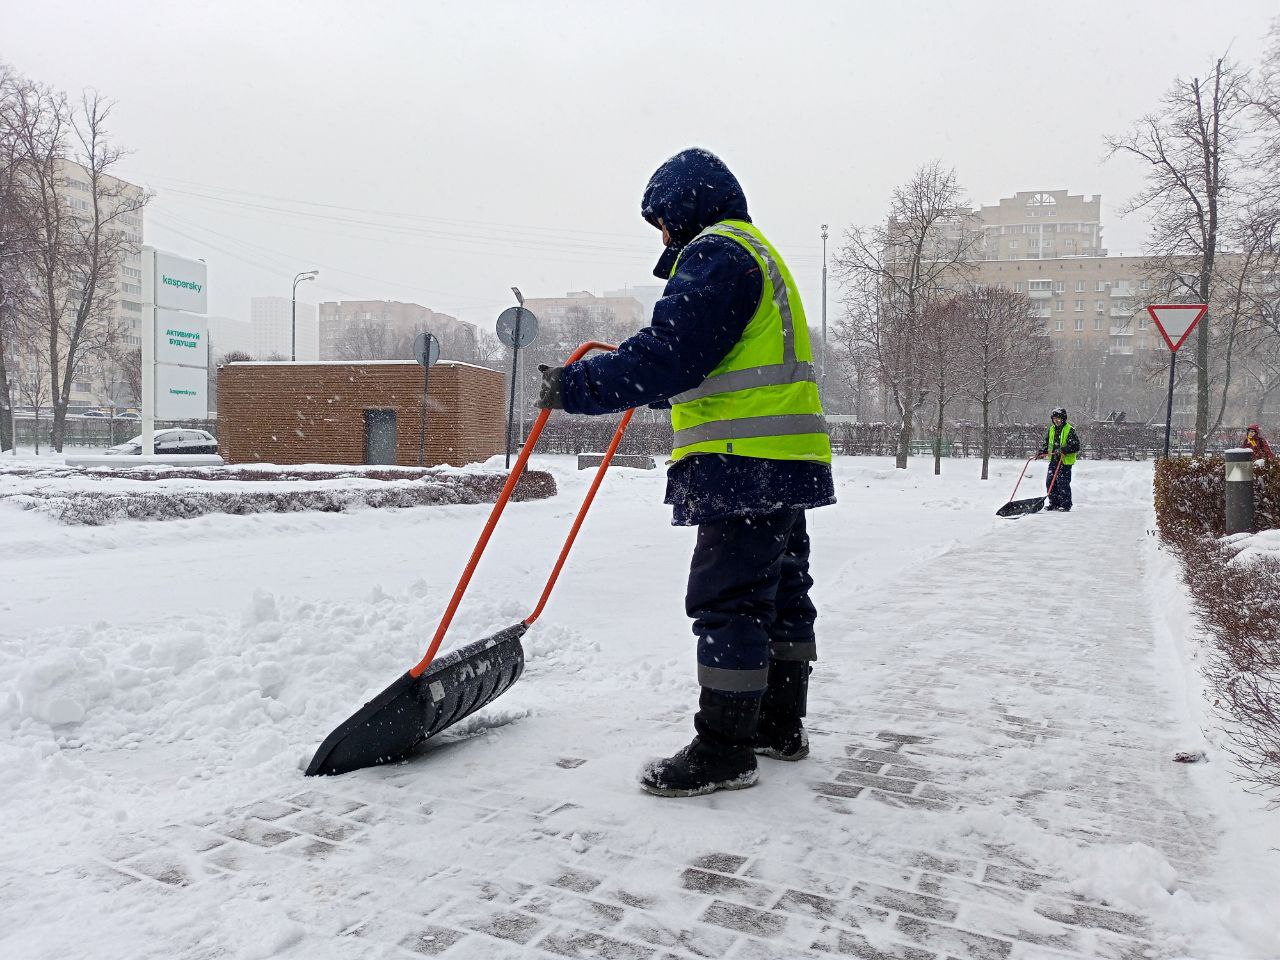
[218,361,506,466]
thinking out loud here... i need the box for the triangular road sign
[1147,304,1207,353]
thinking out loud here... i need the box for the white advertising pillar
[141,246,209,455]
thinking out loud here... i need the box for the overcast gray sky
[5,0,1277,333]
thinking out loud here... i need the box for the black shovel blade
[996,496,1045,518]
[305,622,527,776]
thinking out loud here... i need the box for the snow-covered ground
[2,455,1278,960]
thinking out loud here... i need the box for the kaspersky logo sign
[162,274,203,294]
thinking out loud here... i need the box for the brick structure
[218,361,505,467]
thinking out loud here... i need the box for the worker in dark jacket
[536,148,835,797]
[1036,407,1080,511]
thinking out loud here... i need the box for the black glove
[535,364,564,410]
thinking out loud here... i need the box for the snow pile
[0,581,539,772]
[1221,528,1280,569]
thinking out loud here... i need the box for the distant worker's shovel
[996,455,1062,518]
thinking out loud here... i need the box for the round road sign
[413,332,441,367]
[496,306,539,349]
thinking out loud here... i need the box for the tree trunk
[896,407,911,470]
[0,354,11,453]
[933,399,944,475]
[1193,308,1210,457]
[980,395,991,480]
[51,399,67,453]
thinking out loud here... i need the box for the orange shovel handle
[410,341,624,678]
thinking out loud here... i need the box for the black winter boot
[753,661,811,761]
[639,689,760,797]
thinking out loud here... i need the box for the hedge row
[1154,455,1280,796]
[1153,456,1280,541]
[3,470,557,526]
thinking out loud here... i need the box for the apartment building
[251,296,318,361]
[316,300,477,361]
[519,291,646,341]
[972,255,1159,356]
[976,190,1106,261]
[10,160,146,410]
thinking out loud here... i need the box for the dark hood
[641,148,750,278]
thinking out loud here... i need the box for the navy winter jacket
[557,148,836,526]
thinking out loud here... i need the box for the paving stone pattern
[96,505,1227,958]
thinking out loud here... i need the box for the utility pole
[291,270,318,361]
[820,224,829,398]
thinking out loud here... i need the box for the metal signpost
[1147,303,1208,459]
[142,247,209,455]
[495,288,539,468]
[413,331,441,467]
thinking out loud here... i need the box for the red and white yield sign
[1147,304,1207,352]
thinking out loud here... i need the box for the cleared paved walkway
[75,499,1259,960]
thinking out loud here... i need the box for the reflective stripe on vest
[669,220,831,465]
[1050,423,1077,466]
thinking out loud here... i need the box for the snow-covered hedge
[1154,456,1280,796]
[3,470,556,526]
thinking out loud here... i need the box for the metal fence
[7,416,219,450]
[522,418,1255,461]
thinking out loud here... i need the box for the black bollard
[1224,448,1255,535]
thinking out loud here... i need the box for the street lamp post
[820,224,828,397]
[292,270,318,361]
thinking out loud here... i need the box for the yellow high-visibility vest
[669,220,831,465]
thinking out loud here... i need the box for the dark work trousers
[1047,461,1073,510]
[686,508,818,697]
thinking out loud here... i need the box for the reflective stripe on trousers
[689,509,818,695]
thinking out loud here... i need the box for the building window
[122,299,142,312]
[1055,300,1063,312]
[1014,281,1024,293]
[1095,280,1107,292]
[1055,320,1064,332]
[1054,281,1064,292]
[1075,338,1083,350]
[1140,279,1149,290]
[122,266,141,280]
[1075,317,1085,331]
[1096,300,1105,312]
[1074,299,1084,312]
[1075,280,1085,292]
[1094,316,1104,331]
[122,282,141,295]
[1139,316,1148,330]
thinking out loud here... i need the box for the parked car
[116,412,141,421]
[104,428,218,456]
[80,410,108,419]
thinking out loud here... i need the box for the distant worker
[1243,424,1275,461]
[535,148,835,798]
[1036,407,1080,512]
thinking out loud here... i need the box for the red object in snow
[1244,424,1275,461]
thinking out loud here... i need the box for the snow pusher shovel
[306,341,631,776]
[996,455,1062,518]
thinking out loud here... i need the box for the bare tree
[832,162,980,468]
[13,86,149,451]
[14,346,50,453]
[1108,56,1253,455]
[0,62,39,452]
[921,296,973,475]
[954,287,1053,479]
[333,319,397,360]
